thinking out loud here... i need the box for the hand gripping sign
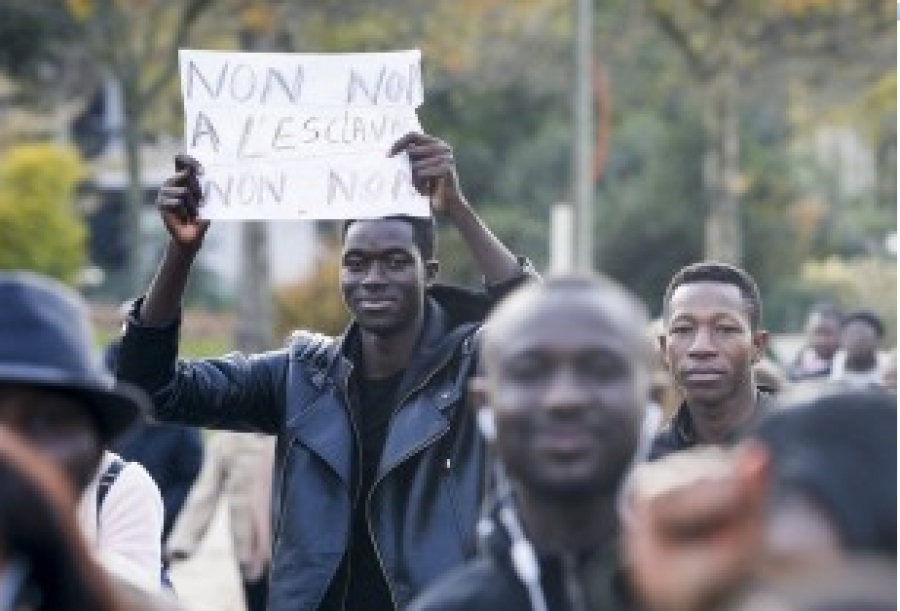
[179,49,430,220]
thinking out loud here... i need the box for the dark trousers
[243,571,268,611]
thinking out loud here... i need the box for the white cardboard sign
[178,49,429,220]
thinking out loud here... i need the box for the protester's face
[340,219,433,337]
[840,320,879,362]
[483,294,648,501]
[806,313,840,361]
[662,282,765,409]
[0,384,102,493]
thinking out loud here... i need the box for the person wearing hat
[829,310,892,389]
[0,271,165,594]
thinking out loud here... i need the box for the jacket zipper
[365,350,459,609]
[272,437,297,554]
[339,370,361,610]
[275,366,360,610]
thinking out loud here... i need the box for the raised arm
[140,154,210,325]
[389,133,522,285]
[117,154,284,435]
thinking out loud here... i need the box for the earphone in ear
[476,409,497,442]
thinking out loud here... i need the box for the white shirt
[77,450,165,592]
[829,350,891,389]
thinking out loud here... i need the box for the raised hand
[389,132,468,218]
[156,154,210,252]
[622,446,768,611]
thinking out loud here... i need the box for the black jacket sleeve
[116,298,288,434]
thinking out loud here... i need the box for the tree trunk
[702,68,742,264]
[236,221,273,352]
[235,27,273,353]
[122,112,145,296]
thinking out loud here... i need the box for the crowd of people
[0,130,894,611]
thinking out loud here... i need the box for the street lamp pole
[574,0,595,271]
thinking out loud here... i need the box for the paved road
[169,500,246,611]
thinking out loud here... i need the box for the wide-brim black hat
[0,272,149,443]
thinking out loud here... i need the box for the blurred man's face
[840,320,879,363]
[0,384,103,492]
[661,282,765,411]
[483,294,648,501]
[806,312,840,361]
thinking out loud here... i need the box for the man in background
[787,304,842,382]
[829,310,892,389]
[651,262,772,460]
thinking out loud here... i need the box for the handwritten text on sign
[179,49,429,220]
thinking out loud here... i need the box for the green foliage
[0,2,74,93]
[273,244,350,339]
[2,0,890,335]
[595,103,705,314]
[799,257,897,345]
[0,143,86,283]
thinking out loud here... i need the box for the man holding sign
[117,67,535,610]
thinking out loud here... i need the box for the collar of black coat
[322,283,487,397]
[673,388,774,447]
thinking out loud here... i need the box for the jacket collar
[324,284,483,395]
[672,388,772,447]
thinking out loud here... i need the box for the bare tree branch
[138,0,213,110]
[642,0,710,80]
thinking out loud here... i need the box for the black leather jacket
[117,275,533,611]
[649,390,774,461]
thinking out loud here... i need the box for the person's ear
[751,330,770,364]
[425,259,439,286]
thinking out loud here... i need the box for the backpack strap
[96,458,126,528]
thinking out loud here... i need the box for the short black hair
[757,390,897,555]
[341,215,437,261]
[663,261,763,330]
[842,310,884,338]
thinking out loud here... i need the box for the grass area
[96,327,235,359]
[91,304,237,359]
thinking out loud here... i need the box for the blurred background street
[169,499,245,611]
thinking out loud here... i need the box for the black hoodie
[408,500,637,611]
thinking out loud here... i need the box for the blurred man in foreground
[410,274,657,611]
